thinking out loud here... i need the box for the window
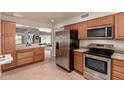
[39,35,51,45]
[16,35,23,44]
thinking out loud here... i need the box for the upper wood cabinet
[87,15,114,28]
[64,25,70,30]
[115,13,124,39]
[1,20,16,53]
[1,20,16,36]
[70,24,78,30]
[77,22,87,40]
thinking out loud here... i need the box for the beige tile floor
[1,50,84,80]
[1,61,84,80]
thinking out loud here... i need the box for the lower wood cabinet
[2,47,45,71]
[74,51,83,74]
[17,49,34,66]
[34,48,44,62]
[112,59,124,80]
[17,47,44,66]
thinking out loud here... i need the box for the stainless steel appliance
[55,30,79,71]
[84,43,114,80]
[87,25,113,39]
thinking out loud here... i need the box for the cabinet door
[2,36,15,53]
[0,20,1,54]
[87,18,100,28]
[70,24,78,30]
[2,20,16,36]
[112,59,124,80]
[74,52,83,74]
[100,15,114,25]
[78,22,87,40]
[64,25,70,30]
[34,48,44,62]
[88,15,114,28]
[115,13,124,39]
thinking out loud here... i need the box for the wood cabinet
[34,47,44,62]
[74,51,83,74]
[1,20,16,71]
[0,20,1,54]
[70,24,78,30]
[112,59,124,80]
[77,22,87,40]
[87,15,114,28]
[16,47,44,66]
[17,49,34,66]
[115,13,124,39]
[64,25,70,30]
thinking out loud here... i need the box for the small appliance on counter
[83,43,114,80]
[55,30,79,72]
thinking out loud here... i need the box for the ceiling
[2,12,84,27]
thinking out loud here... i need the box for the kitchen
[0,12,124,80]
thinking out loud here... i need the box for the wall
[80,40,124,51]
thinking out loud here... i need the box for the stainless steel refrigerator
[55,30,79,71]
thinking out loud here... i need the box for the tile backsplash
[80,40,124,51]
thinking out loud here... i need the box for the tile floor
[1,60,84,80]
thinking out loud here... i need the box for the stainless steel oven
[84,54,111,80]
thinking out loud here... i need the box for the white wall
[56,12,118,28]
[80,40,124,51]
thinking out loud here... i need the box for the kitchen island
[16,44,45,67]
[2,44,45,71]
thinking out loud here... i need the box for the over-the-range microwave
[87,25,113,39]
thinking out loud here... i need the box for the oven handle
[84,54,111,62]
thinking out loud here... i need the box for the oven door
[84,54,111,80]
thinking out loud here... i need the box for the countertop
[16,44,45,50]
[112,53,124,61]
[74,48,89,53]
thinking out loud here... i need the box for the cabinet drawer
[17,57,33,66]
[113,60,124,67]
[17,51,34,59]
[112,71,124,80]
[74,51,83,57]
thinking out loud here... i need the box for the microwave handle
[105,27,108,37]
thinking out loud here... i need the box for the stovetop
[84,48,114,58]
